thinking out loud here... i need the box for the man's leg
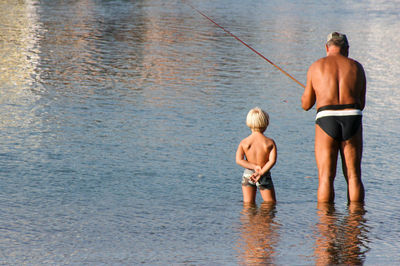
[315,125,339,203]
[340,127,364,202]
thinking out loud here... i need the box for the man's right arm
[358,62,367,110]
[301,65,316,111]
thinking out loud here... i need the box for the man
[301,32,366,203]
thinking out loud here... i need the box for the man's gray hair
[326,32,349,48]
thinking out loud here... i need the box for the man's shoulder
[350,58,365,69]
[309,57,328,69]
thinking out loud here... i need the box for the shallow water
[1,0,400,264]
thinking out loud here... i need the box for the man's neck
[326,45,348,57]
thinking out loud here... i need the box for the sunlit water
[1,0,399,264]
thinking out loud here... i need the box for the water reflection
[0,0,42,90]
[236,202,280,265]
[314,203,370,265]
[0,0,44,156]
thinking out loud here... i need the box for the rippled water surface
[1,0,400,264]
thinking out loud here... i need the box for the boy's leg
[340,127,364,202]
[242,186,257,203]
[315,125,339,203]
[259,187,276,203]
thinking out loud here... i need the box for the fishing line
[187,2,305,89]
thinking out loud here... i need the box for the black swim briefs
[315,104,362,141]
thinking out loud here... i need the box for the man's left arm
[358,63,367,110]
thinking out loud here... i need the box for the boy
[236,107,277,203]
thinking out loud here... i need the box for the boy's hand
[250,166,262,183]
[250,172,260,183]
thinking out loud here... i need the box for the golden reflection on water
[138,4,221,104]
[313,203,370,265]
[0,0,43,132]
[236,202,280,265]
[0,0,41,90]
[37,0,107,88]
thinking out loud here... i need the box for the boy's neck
[251,130,264,135]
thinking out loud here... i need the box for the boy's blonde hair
[246,107,269,132]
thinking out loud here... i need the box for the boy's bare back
[239,132,276,169]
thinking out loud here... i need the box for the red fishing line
[187,2,305,89]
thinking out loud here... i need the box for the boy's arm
[236,143,258,170]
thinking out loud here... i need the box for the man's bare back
[301,32,366,203]
[302,54,366,111]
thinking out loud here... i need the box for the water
[1,0,399,264]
